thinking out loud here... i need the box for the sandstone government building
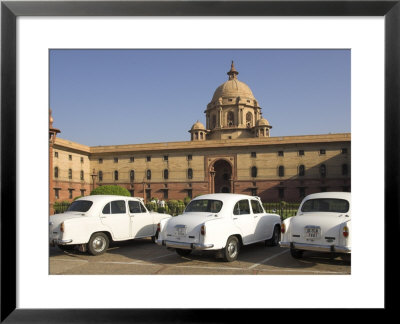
[49,62,351,211]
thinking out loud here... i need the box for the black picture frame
[1,0,397,321]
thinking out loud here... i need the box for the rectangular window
[114,157,118,163]
[80,171,84,180]
[341,148,348,154]
[187,154,192,160]
[187,189,192,199]
[164,155,168,161]
[146,156,151,162]
[68,189,73,199]
[278,188,285,199]
[99,158,103,164]
[320,149,326,155]
[130,157,134,163]
[250,188,258,197]
[80,157,84,163]
[128,201,143,213]
[54,152,58,158]
[129,190,134,197]
[299,187,306,198]
[278,151,284,156]
[299,150,304,156]
[251,152,256,158]
[146,189,151,200]
[164,190,168,200]
[80,189,85,196]
[54,188,60,200]
[69,155,72,160]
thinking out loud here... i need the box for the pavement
[49,238,351,275]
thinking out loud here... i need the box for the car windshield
[185,199,223,213]
[66,200,93,213]
[301,198,349,213]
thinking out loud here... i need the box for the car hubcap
[92,237,105,252]
[228,241,237,258]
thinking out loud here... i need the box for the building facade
[50,62,351,211]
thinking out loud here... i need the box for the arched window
[278,166,285,177]
[211,115,216,128]
[130,170,135,181]
[146,169,151,180]
[246,112,253,128]
[187,168,193,179]
[251,166,257,178]
[200,132,204,140]
[299,165,305,177]
[320,164,326,178]
[342,164,348,176]
[260,129,264,136]
[114,170,119,181]
[163,169,169,180]
[227,111,234,127]
[68,169,72,180]
[98,170,103,182]
[54,167,59,178]
[195,132,198,140]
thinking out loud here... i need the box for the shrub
[53,201,71,214]
[90,185,130,197]
[183,196,191,206]
[146,202,158,212]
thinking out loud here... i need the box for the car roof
[76,195,141,203]
[193,193,259,201]
[302,192,351,201]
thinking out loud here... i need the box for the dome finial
[227,61,239,80]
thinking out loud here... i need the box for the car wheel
[88,232,109,256]
[176,248,192,257]
[223,236,240,262]
[265,225,281,247]
[290,248,304,259]
[57,244,75,251]
[151,231,159,243]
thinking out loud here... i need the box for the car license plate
[175,226,186,236]
[304,226,321,238]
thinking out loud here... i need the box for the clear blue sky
[50,49,350,146]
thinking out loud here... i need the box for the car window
[111,200,126,214]
[102,202,111,214]
[185,199,223,213]
[301,198,349,213]
[140,203,147,213]
[250,200,264,214]
[233,200,250,215]
[128,201,144,213]
[66,200,93,212]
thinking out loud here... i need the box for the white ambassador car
[49,195,171,255]
[280,192,351,259]
[156,194,281,262]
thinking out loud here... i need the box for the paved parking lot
[49,238,351,275]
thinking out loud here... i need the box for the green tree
[90,185,130,197]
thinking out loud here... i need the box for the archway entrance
[212,159,233,193]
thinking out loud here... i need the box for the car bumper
[157,239,214,250]
[280,241,351,254]
[49,239,73,247]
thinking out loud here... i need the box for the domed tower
[204,61,270,140]
[189,120,207,141]
[255,117,272,138]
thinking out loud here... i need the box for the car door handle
[254,215,258,218]
[233,217,238,220]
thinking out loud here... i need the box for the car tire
[57,244,75,251]
[151,231,159,243]
[223,236,240,262]
[176,248,192,257]
[88,232,109,256]
[290,248,304,259]
[265,225,281,247]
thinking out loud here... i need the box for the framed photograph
[1,0,397,321]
